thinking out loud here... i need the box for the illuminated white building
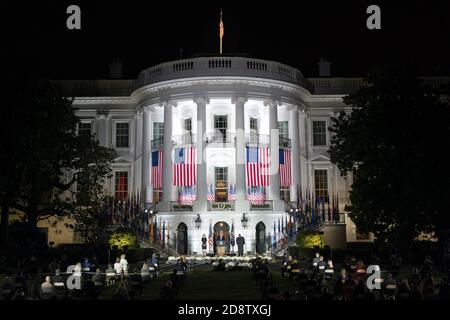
[56,55,405,252]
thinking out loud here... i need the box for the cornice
[73,97,133,105]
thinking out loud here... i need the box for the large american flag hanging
[173,147,197,186]
[246,146,270,187]
[151,150,163,188]
[279,149,292,187]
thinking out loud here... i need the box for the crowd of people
[0,253,164,300]
[275,252,450,300]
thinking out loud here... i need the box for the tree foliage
[329,66,450,249]
[0,79,116,245]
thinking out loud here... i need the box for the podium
[217,246,225,256]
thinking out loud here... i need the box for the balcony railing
[249,200,273,211]
[207,202,235,211]
[170,201,193,212]
[172,133,197,146]
[206,132,235,144]
[245,133,270,146]
[279,136,291,148]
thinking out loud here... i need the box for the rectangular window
[78,122,92,137]
[215,167,228,202]
[115,122,129,148]
[312,120,327,146]
[278,121,289,139]
[314,169,328,199]
[280,189,290,202]
[214,115,228,142]
[152,122,164,148]
[184,118,192,133]
[153,189,162,204]
[114,171,128,201]
[250,117,258,131]
[278,121,290,147]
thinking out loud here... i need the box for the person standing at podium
[216,231,226,256]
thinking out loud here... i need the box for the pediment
[310,154,331,162]
[113,157,132,164]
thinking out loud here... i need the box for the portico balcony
[207,201,235,211]
[133,56,314,93]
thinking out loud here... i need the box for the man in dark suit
[236,234,245,257]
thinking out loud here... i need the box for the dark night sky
[4,0,450,79]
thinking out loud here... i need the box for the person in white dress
[114,257,123,278]
[120,254,128,276]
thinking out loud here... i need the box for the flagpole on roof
[219,9,224,55]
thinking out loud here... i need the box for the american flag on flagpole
[279,149,292,187]
[219,10,224,38]
[173,147,197,186]
[208,219,213,253]
[246,146,270,187]
[207,184,215,203]
[152,150,163,188]
[228,184,236,202]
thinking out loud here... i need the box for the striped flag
[246,146,270,187]
[279,149,292,187]
[228,184,236,203]
[152,150,163,188]
[207,184,215,203]
[173,147,197,186]
[208,220,213,253]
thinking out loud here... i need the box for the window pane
[78,122,92,137]
[312,121,327,146]
[116,123,129,148]
[115,171,128,201]
[215,167,228,202]
[278,121,289,139]
[250,117,258,131]
[314,169,328,199]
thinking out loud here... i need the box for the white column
[141,106,153,207]
[266,100,282,208]
[162,101,177,210]
[194,97,209,212]
[290,106,301,203]
[299,108,309,191]
[233,96,248,211]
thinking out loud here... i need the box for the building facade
[54,56,449,251]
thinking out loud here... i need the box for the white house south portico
[55,55,370,252]
[131,56,312,255]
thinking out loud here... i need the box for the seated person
[40,276,56,300]
[105,264,116,285]
[312,253,320,267]
[82,257,91,272]
[91,268,105,287]
[290,258,300,277]
[141,263,150,282]
[317,256,327,271]
[52,269,65,288]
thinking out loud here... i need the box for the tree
[0,79,116,246]
[329,66,450,254]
